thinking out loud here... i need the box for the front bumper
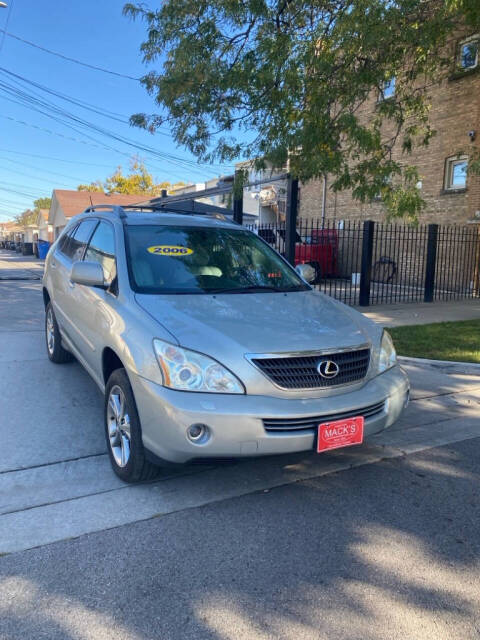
[131,364,409,464]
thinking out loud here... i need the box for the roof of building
[38,209,49,222]
[0,221,22,231]
[52,190,145,219]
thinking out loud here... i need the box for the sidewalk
[358,298,480,327]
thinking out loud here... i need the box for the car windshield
[126,224,309,294]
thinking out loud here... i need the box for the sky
[0,0,236,220]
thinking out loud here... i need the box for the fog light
[187,423,208,443]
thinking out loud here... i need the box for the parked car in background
[42,205,409,482]
[258,227,338,282]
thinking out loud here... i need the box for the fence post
[424,224,439,303]
[285,176,299,265]
[233,171,243,225]
[472,225,480,298]
[359,220,375,306]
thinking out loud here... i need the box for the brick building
[299,33,480,225]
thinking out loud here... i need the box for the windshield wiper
[206,285,297,294]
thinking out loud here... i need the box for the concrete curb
[398,355,480,375]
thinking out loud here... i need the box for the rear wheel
[45,302,73,364]
[105,368,160,483]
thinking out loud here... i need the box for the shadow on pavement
[0,437,479,640]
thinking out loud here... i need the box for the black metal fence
[246,218,480,307]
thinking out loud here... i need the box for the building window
[379,77,395,101]
[444,156,468,191]
[458,36,479,70]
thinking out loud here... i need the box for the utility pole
[233,171,244,225]
[285,176,299,266]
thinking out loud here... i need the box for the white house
[23,223,38,244]
[37,209,53,243]
[168,177,231,210]
[235,160,288,224]
[0,221,22,245]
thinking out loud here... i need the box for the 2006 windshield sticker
[147,245,194,257]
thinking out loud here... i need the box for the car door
[49,223,80,333]
[56,218,99,355]
[69,220,119,382]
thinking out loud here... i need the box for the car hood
[135,290,375,359]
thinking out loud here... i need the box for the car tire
[45,302,73,364]
[104,368,160,483]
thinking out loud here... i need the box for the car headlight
[378,330,397,373]
[153,339,245,393]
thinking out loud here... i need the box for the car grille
[263,400,385,432]
[251,348,370,389]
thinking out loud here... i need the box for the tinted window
[58,224,78,256]
[126,225,308,294]
[84,222,117,285]
[62,220,98,262]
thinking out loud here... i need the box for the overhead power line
[0,70,233,179]
[0,0,15,53]
[1,155,91,183]
[0,184,47,199]
[0,28,140,81]
[0,196,33,206]
[0,147,120,168]
[0,113,123,153]
[0,66,174,136]
[0,66,235,178]
[0,164,74,189]
[0,67,133,124]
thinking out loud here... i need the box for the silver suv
[43,205,409,482]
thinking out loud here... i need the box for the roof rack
[82,204,230,222]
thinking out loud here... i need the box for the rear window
[125,225,308,294]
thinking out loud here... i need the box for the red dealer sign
[317,416,364,453]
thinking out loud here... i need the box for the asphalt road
[1,438,479,640]
[1,250,480,640]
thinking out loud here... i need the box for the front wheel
[104,368,160,483]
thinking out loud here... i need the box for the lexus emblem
[317,360,340,379]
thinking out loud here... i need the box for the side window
[63,220,98,262]
[84,221,117,287]
[57,224,78,257]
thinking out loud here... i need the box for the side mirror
[295,263,316,283]
[70,261,105,288]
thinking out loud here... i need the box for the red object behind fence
[295,228,338,277]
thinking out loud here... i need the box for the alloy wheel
[107,385,131,468]
[46,307,55,355]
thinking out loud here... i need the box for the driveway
[1,249,480,639]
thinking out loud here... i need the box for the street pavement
[1,249,480,640]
